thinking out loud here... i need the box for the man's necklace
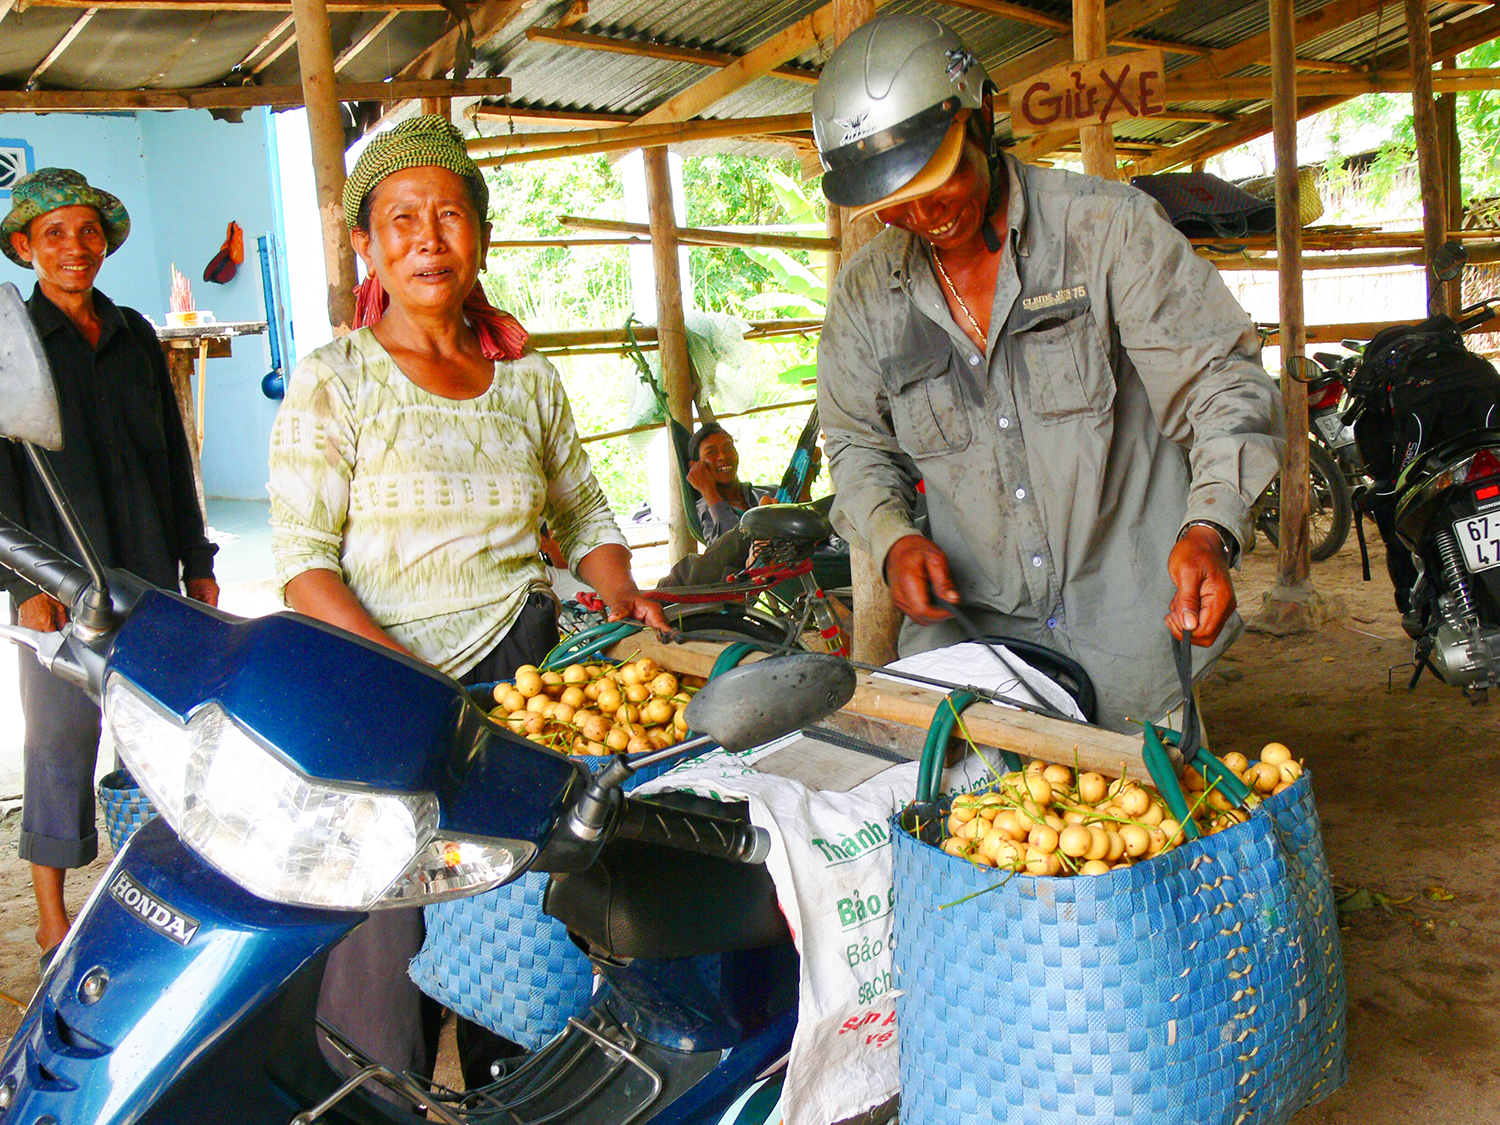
[930,248,985,346]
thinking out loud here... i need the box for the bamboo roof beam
[1168,67,1500,99]
[469,104,634,127]
[0,0,17,24]
[252,26,299,73]
[470,113,812,164]
[525,27,823,84]
[1129,3,1500,178]
[235,13,294,70]
[27,0,445,8]
[334,9,400,71]
[27,6,98,87]
[0,76,511,112]
[558,214,837,252]
[395,0,527,80]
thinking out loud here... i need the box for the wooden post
[420,96,452,119]
[832,0,903,666]
[290,0,358,333]
[1253,0,1326,635]
[1437,56,1464,313]
[163,345,207,519]
[1073,0,1118,178]
[642,146,696,563]
[1407,0,1448,311]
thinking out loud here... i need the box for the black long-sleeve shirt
[0,284,215,604]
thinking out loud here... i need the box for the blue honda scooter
[0,282,863,1125]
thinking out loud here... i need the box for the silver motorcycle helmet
[813,14,990,215]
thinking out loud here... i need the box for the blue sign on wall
[0,139,35,199]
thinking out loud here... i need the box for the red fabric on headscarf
[352,274,529,361]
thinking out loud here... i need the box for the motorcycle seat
[544,794,790,961]
[738,502,834,544]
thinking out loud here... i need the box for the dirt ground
[0,539,1496,1121]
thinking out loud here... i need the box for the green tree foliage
[479,152,827,522]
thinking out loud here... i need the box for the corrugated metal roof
[0,0,1494,166]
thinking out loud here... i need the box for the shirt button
[969,355,980,366]
[1031,555,1043,568]
[1015,487,1027,500]
[998,416,1011,429]
[1046,617,1058,630]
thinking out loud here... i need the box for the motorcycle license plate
[1314,414,1352,447]
[1454,514,1500,573]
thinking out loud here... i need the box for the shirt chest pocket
[881,351,973,458]
[1014,309,1116,424]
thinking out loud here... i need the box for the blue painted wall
[0,109,286,501]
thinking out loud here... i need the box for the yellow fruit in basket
[1025,759,1046,776]
[583,681,601,702]
[619,703,640,725]
[977,830,1007,861]
[1120,823,1150,858]
[1250,762,1280,793]
[956,818,985,840]
[583,714,613,743]
[949,800,978,824]
[649,672,680,698]
[1105,830,1126,862]
[1272,781,1290,795]
[1076,772,1107,804]
[1260,742,1292,766]
[515,670,543,698]
[1085,826,1110,861]
[626,683,650,705]
[942,837,972,859]
[1081,859,1112,876]
[1279,760,1303,784]
[560,686,586,709]
[1221,751,1249,773]
[549,702,576,725]
[1139,800,1164,827]
[606,727,630,752]
[1020,775,1053,806]
[1061,808,1087,825]
[584,740,606,756]
[526,694,549,715]
[673,709,689,734]
[1042,812,1066,833]
[499,689,526,714]
[619,664,642,686]
[596,686,622,713]
[1058,825,1091,857]
[1042,764,1073,788]
[636,657,659,678]
[992,811,1027,842]
[641,698,673,727]
[505,710,528,733]
[1147,826,1168,856]
[562,663,589,685]
[1025,848,1062,876]
[1205,789,1233,813]
[1183,768,1206,793]
[541,671,564,690]
[1027,824,1059,854]
[627,734,651,754]
[1118,787,1150,818]
[946,812,969,835]
[1160,819,1184,847]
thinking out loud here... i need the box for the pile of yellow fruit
[939,742,1304,876]
[490,658,705,757]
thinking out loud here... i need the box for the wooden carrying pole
[833,0,904,667]
[1407,0,1449,310]
[290,0,360,333]
[1073,0,1119,177]
[1269,0,1312,599]
[642,147,697,564]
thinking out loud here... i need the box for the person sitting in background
[686,423,774,543]
[0,168,218,964]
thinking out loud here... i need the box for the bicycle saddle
[738,502,834,544]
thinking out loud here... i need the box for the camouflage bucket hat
[1,167,131,268]
[342,114,489,230]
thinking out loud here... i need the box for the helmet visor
[820,99,960,209]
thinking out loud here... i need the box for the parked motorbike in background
[0,280,861,1125]
[1337,242,1500,695]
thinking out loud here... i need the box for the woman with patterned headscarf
[267,115,667,1095]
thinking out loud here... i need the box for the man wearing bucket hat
[0,168,218,960]
[813,16,1285,732]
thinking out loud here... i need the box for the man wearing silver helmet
[814,15,1285,732]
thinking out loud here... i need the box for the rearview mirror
[0,282,62,450]
[683,652,857,752]
[1433,240,1468,283]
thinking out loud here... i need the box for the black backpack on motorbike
[1347,314,1500,611]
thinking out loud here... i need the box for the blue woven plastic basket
[409,746,677,1049]
[97,769,158,852]
[892,774,1347,1125]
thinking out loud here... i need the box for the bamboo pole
[642,147,697,564]
[472,115,813,166]
[1073,0,1118,178]
[28,7,98,86]
[470,105,634,128]
[469,114,810,155]
[0,77,510,112]
[1164,67,1500,101]
[580,398,818,446]
[1408,0,1449,311]
[525,317,823,352]
[832,0,904,669]
[290,0,359,334]
[1265,0,1316,627]
[1437,57,1463,314]
[1210,241,1500,271]
[558,215,835,252]
[334,9,399,71]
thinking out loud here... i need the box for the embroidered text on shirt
[1022,286,1087,311]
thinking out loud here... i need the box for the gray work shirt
[817,156,1285,731]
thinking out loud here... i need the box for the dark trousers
[16,627,102,870]
[316,593,559,1093]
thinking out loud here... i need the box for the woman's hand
[185,578,220,607]
[576,543,671,633]
[18,593,67,633]
[284,570,413,656]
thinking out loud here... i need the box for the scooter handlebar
[615,797,772,864]
[0,515,94,608]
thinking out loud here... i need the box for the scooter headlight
[104,676,531,910]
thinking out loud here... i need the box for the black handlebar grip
[0,516,93,608]
[616,797,771,864]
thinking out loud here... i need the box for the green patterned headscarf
[342,115,489,231]
[1,167,131,268]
